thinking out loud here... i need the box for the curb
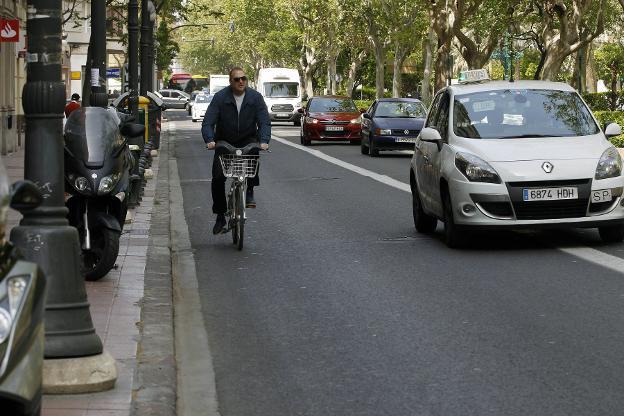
[131,124,177,415]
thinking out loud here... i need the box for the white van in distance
[256,68,302,125]
[209,74,230,96]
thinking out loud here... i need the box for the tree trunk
[611,65,618,111]
[540,50,566,81]
[392,43,408,98]
[421,26,435,105]
[345,50,367,98]
[374,44,386,99]
[300,44,318,98]
[434,40,451,91]
[585,44,597,93]
[326,56,338,95]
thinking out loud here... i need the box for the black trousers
[212,146,260,214]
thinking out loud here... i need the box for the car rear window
[310,98,357,113]
[453,89,600,139]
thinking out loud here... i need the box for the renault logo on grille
[404,130,409,135]
[542,161,554,173]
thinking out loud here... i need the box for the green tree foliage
[155,21,179,72]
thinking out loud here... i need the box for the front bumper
[448,175,624,229]
[372,135,417,150]
[304,125,362,141]
[269,112,301,122]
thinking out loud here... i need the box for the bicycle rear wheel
[231,185,245,250]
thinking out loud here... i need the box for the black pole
[147,2,155,92]
[128,0,139,117]
[12,0,102,357]
[90,0,108,108]
[140,0,150,96]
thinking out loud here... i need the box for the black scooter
[64,107,145,280]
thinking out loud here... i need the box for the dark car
[299,96,362,146]
[360,98,427,156]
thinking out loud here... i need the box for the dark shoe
[246,189,256,208]
[212,214,226,235]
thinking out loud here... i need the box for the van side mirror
[10,180,42,212]
[362,113,371,120]
[120,123,146,138]
[297,108,305,114]
[605,122,622,139]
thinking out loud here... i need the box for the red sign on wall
[0,18,19,42]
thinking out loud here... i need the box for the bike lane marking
[271,134,624,274]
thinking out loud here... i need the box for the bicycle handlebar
[213,142,262,154]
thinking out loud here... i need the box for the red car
[299,96,363,146]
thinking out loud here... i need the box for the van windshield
[264,82,298,98]
[453,89,600,139]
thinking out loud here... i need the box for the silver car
[158,89,190,110]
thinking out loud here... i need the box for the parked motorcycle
[0,164,46,415]
[63,107,145,280]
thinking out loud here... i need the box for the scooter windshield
[64,107,123,166]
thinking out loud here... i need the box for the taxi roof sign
[458,69,490,84]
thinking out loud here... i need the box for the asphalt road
[168,109,624,416]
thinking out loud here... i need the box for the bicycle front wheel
[232,185,245,250]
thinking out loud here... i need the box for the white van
[256,68,302,125]
[209,74,230,95]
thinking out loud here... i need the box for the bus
[168,73,208,93]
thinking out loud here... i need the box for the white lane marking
[271,135,410,193]
[271,134,624,274]
[559,247,624,274]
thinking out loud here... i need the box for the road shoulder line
[271,134,624,275]
[271,135,410,193]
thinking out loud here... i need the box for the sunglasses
[232,76,248,82]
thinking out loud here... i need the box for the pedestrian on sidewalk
[201,67,271,235]
[65,93,81,117]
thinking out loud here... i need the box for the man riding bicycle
[201,67,271,235]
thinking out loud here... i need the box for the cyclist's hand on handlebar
[260,143,269,151]
[206,141,216,150]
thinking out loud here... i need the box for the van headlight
[455,152,501,183]
[595,147,622,180]
[98,173,121,195]
[375,128,392,135]
[0,276,30,344]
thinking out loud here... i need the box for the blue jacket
[201,86,271,146]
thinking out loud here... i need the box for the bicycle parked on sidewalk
[216,142,260,250]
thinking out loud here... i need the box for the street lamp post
[11,0,115,393]
[90,0,108,108]
[128,0,140,118]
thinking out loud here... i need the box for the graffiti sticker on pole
[91,68,99,87]
[0,18,19,42]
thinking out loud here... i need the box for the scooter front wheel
[83,227,120,281]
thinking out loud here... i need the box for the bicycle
[216,142,260,250]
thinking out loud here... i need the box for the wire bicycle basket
[219,154,260,178]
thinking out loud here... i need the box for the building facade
[0,0,25,155]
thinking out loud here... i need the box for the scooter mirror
[10,180,42,212]
[120,123,146,138]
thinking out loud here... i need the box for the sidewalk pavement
[4,126,168,415]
